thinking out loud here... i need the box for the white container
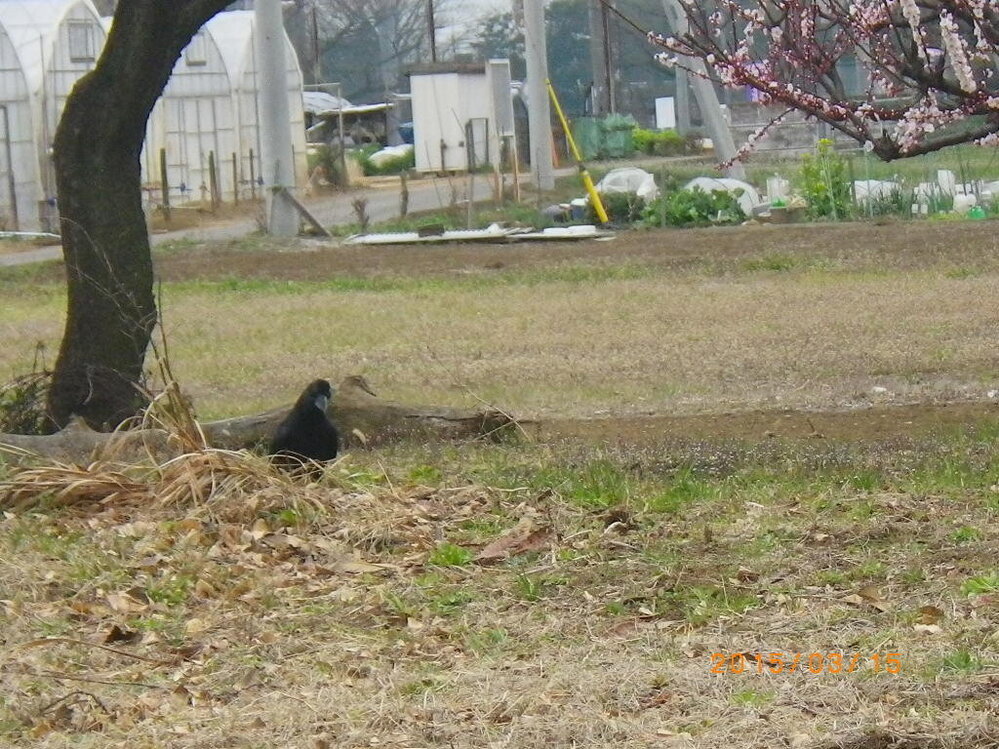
[766,175,789,201]
[953,193,977,214]
[937,169,956,195]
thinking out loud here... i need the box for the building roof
[407,62,486,77]
[303,90,389,116]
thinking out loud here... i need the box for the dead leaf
[842,590,890,612]
[335,559,392,574]
[169,686,193,709]
[475,518,553,564]
[914,623,943,635]
[918,605,944,624]
[107,588,150,614]
[250,518,269,540]
[857,585,883,602]
[104,624,140,644]
[185,618,209,635]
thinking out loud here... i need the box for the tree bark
[1,376,516,466]
[47,0,231,430]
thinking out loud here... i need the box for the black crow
[268,379,339,471]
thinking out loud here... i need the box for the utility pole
[660,0,745,180]
[374,13,402,145]
[427,0,437,62]
[311,3,320,83]
[255,0,299,236]
[587,0,606,114]
[600,0,616,114]
[523,0,554,191]
[587,0,617,115]
[674,68,690,133]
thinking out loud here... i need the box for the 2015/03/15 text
[710,652,903,675]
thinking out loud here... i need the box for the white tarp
[368,144,413,167]
[596,167,659,201]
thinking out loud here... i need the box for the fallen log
[0,375,515,466]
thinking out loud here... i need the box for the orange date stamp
[710,651,903,675]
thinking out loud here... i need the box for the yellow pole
[546,79,609,224]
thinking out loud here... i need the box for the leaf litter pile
[1,438,998,749]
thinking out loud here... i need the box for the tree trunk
[47,0,231,430]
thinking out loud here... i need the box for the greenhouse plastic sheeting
[601,114,637,158]
[572,117,602,161]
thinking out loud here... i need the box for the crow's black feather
[268,379,339,470]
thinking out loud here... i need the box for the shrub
[632,128,688,156]
[799,139,852,219]
[589,191,646,224]
[653,129,687,156]
[633,127,656,155]
[0,372,52,435]
[644,187,745,227]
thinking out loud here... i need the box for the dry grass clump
[0,448,341,525]
[0,462,150,512]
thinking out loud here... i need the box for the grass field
[1,219,998,748]
[3,220,999,421]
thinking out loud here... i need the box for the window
[67,21,95,62]
[185,33,207,66]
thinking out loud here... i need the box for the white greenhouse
[206,10,306,199]
[0,2,310,229]
[0,14,37,230]
[141,23,238,205]
[0,0,105,231]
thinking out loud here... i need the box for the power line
[594,0,650,37]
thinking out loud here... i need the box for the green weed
[962,572,999,595]
[428,542,473,568]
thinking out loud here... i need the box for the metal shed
[409,61,511,174]
[0,13,38,230]
[139,21,238,205]
[205,10,306,197]
[1,0,105,230]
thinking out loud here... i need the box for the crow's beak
[315,394,330,412]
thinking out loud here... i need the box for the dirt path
[536,400,999,445]
[146,217,999,282]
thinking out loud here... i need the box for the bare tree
[48,0,232,428]
[286,0,464,94]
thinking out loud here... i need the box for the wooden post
[249,148,257,200]
[400,173,409,217]
[159,147,171,223]
[510,136,521,203]
[208,151,220,211]
[232,152,239,206]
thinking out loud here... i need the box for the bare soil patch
[539,401,999,445]
[149,218,999,283]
